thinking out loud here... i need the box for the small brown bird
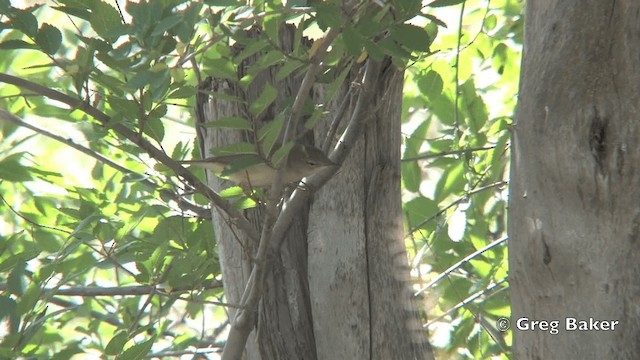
[180,144,336,187]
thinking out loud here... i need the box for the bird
[180,143,337,188]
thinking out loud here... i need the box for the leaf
[89,1,124,43]
[249,84,277,116]
[314,2,342,29]
[203,57,236,81]
[402,161,421,193]
[35,23,62,54]
[143,118,165,143]
[151,15,182,36]
[0,157,33,182]
[167,86,196,99]
[404,197,438,227]
[127,70,155,90]
[104,331,128,355]
[390,24,431,52]
[11,9,38,37]
[417,70,444,99]
[275,59,305,82]
[270,141,294,165]
[427,0,466,7]
[342,26,364,56]
[118,337,155,360]
[233,39,269,65]
[0,39,37,50]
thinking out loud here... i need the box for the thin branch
[0,192,72,235]
[0,281,223,297]
[221,7,356,359]
[405,180,508,237]
[402,145,497,161]
[414,236,508,296]
[0,72,255,239]
[0,109,210,218]
[269,58,386,250]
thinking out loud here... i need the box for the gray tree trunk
[197,25,433,359]
[309,64,432,360]
[509,1,640,358]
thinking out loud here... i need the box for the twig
[0,281,223,297]
[0,109,210,217]
[402,145,497,161]
[0,72,255,239]
[220,8,355,360]
[414,236,508,296]
[405,180,508,238]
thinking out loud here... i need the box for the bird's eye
[307,160,317,166]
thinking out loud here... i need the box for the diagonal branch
[220,11,356,360]
[0,109,209,218]
[0,72,256,240]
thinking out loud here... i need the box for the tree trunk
[308,63,432,359]
[197,25,433,359]
[509,1,640,358]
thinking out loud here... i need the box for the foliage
[0,0,521,358]
[403,1,522,358]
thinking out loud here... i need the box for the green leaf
[275,59,305,82]
[203,57,236,81]
[35,23,62,54]
[201,116,253,130]
[342,26,364,56]
[167,86,196,99]
[249,84,277,116]
[270,141,294,165]
[0,39,38,50]
[221,155,264,177]
[402,161,421,192]
[11,9,38,37]
[0,157,33,182]
[119,337,154,360]
[143,118,165,143]
[234,39,270,65]
[104,331,128,355]
[404,197,438,227]
[127,70,155,89]
[258,112,285,155]
[314,2,342,29]
[417,70,443,99]
[390,24,431,52]
[90,1,124,42]
[151,15,182,36]
[428,0,466,7]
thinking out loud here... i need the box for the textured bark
[509,1,640,358]
[197,26,316,360]
[308,64,433,359]
[197,25,433,359]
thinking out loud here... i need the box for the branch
[220,8,356,359]
[270,58,385,249]
[405,180,508,237]
[0,73,255,239]
[0,109,210,218]
[414,236,508,296]
[402,145,498,161]
[0,280,222,297]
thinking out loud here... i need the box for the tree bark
[509,0,640,358]
[309,63,432,359]
[197,26,317,359]
[197,25,433,359]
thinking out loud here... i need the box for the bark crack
[588,108,607,173]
